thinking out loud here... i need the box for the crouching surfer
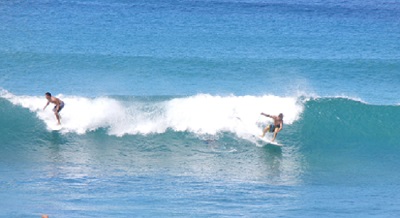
[259,113,283,142]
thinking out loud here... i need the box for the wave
[1,90,399,148]
[0,90,303,139]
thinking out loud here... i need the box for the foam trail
[164,94,303,140]
[0,90,304,139]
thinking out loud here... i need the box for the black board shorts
[269,124,276,132]
[53,102,65,113]
[269,124,281,132]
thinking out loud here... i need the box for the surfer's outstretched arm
[261,113,278,119]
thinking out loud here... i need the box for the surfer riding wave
[43,92,64,125]
[259,113,283,142]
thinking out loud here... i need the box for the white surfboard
[48,123,62,131]
[256,136,282,147]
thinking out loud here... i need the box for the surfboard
[255,136,282,147]
[49,123,62,131]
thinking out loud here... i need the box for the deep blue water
[1,0,400,217]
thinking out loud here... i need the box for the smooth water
[1,0,400,217]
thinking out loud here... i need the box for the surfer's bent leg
[260,125,270,137]
[55,111,61,125]
[272,129,279,142]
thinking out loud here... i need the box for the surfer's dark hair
[45,92,51,97]
[279,113,283,118]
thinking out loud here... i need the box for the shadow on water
[256,145,284,183]
[48,131,68,146]
[254,140,304,186]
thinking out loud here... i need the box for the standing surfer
[43,92,65,125]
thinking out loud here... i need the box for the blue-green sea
[1,0,400,217]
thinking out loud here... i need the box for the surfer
[43,92,64,125]
[259,113,283,142]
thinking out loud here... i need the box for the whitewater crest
[0,90,304,139]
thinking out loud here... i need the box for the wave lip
[0,90,304,139]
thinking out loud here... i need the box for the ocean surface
[1,0,400,217]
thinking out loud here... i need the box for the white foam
[1,91,304,139]
[328,94,366,104]
[164,94,303,140]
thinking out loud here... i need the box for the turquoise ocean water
[1,0,400,217]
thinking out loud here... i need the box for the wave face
[298,97,400,145]
[290,97,400,185]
